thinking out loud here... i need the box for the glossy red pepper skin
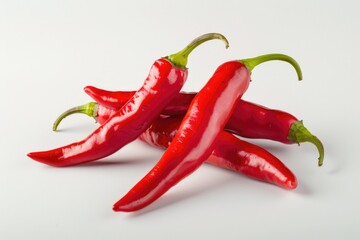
[139,115,297,189]
[83,87,134,110]
[210,132,296,188]
[28,59,187,167]
[113,61,250,212]
[227,101,297,144]
[84,87,298,144]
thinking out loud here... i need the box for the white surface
[1,0,359,239]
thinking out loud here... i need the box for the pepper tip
[112,203,128,212]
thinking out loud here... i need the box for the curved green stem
[166,33,229,69]
[288,120,324,166]
[52,102,98,131]
[239,53,303,80]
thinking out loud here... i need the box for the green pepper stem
[288,120,324,166]
[166,33,229,69]
[52,102,98,131]
[239,53,303,80]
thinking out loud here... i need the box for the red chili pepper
[139,115,297,189]
[113,53,302,212]
[27,33,229,167]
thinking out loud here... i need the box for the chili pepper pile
[28,33,324,212]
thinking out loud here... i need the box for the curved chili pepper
[226,101,324,166]
[27,33,229,167]
[139,115,297,189]
[57,86,324,166]
[113,53,302,212]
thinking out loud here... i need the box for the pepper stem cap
[288,120,324,166]
[52,102,98,131]
[239,53,303,80]
[166,33,229,69]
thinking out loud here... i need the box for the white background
[1,0,359,239]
